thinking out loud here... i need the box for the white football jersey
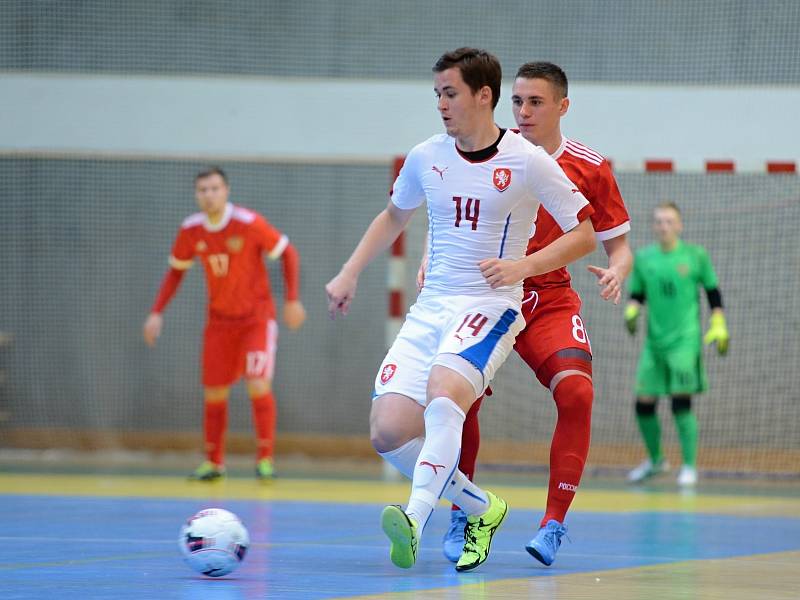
[391,131,592,297]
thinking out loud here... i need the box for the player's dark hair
[195,166,228,185]
[515,62,569,99]
[433,48,502,109]
[656,201,682,216]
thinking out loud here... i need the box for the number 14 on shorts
[454,313,488,342]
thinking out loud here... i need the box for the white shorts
[374,291,525,405]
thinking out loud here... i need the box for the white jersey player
[325,48,596,573]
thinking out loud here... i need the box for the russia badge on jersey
[493,168,511,192]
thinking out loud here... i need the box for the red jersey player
[143,167,305,481]
[434,62,632,564]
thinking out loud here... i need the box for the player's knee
[635,398,658,415]
[246,378,272,397]
[204,386,230,402]
[671,395,692,414]
[427,360,481,412]
[369,395,419,453]
[552,373,593,415]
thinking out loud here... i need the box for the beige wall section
[2,73,800,167]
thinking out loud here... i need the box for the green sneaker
[455,491,508,572]
[380,505,418,569]
[256,458,274,480]
[188,460,225,481]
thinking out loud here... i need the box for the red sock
[251,393,276,460]
[452,395,483,511]
[542,375,593,526]
[204,400,228,466]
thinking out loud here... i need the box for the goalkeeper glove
[624,303,640,335]
[703,312,729,356]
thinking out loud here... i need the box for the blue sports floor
[1,473,799,599]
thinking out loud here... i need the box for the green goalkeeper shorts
[635,342,708,397]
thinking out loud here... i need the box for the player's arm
[143,234,194,347]
[480,153,596,287]
[587,234,633,305]
[582,161,633,304]
[278,241,306,330]
[699,248,729,355]
[326,201,416,318]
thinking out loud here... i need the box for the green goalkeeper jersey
[629,240,718,351]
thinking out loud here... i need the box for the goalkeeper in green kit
[624,202,729,486]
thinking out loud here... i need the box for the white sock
[406,397,465,533]
[444,470,490,516]
[379,437,489,516]
[378,437,424,479]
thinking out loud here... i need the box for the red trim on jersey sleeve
[588,160,630,239]
[281,242,301,301]
[150,268,186,314]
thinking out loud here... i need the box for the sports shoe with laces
[525,519,567,566]
[677,464,697,486]
[188,460,225,481]
[442,509,467,562]
[256,458,274,480]
[455,491,507,572]
[381,505,418,569]
[627,458,670,483]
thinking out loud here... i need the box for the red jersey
[169,203,287,320]
[524,137,630,291]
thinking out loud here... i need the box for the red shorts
[202,317,278,387]
[513,287,592,386]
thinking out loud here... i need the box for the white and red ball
[179,508,249,577]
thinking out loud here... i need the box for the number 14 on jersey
[453,197,480,230]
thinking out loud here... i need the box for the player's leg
[427,302,521,571]
[192,322,239,481]
[511,290,594,565]
[526,349,593,566]
[190,385,230,480]
[372,390,493,569]
[666,346,705,486]
[629,344,670,482]
[244,319,279,479]
[442,393,482,561]
[671,395,698,486]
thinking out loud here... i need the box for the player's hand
[478,258,526,289]
[623,302,640,336]
[416,255,428,292]
[587,265,623,304]
[325,270,358,319]
[143,313,163,347]
[283,300,306,330]
[703,312,729,356]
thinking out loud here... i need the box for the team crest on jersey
[676,263,690,276]
[380,363,397,384]
[195,240,207,253]
[226,236,244,253]
[493,168,512,192]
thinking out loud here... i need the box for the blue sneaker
[442,509,467,562]
[525,519,567,566]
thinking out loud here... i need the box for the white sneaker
[677,465,698,487]
[627,458,670,483]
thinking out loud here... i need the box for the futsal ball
[179,508,249,577]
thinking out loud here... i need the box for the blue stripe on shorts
[457,308,518,372]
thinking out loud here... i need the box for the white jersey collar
[204,202,234,232]
[550,136,568,160]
